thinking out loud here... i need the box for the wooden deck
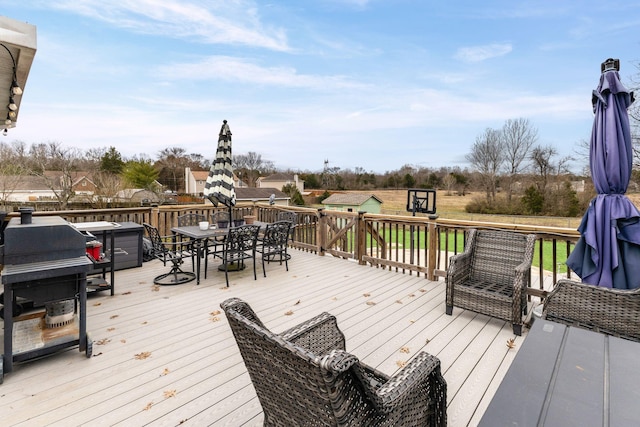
[1,250,535,426]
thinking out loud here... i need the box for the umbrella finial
[601,58,619,73]
[220,120,231,138]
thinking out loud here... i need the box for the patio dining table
[479,317,640,426]
[171,222,268,284]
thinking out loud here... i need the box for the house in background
[257,173,305,194]
[322,193,383,213]
[68,173,97,197]
[0,172,97,202]
[0,175,56,202]
[235,188,290,206]
[114,188,161,204]
[184,167,247,196]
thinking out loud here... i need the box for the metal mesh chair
[211,211,230,229]
[277,211,297,242]
[221,298,447,427]
[220,224,260,287]
[277,211,297,223]
[446,229,536,335]
[258,220,292,277]
[177,213,206,269]
[143,223,196,285]
[177,213,206,226]
[543,279,640,342]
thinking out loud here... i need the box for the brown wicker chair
[542,279,640,342]
[445,229,536,335]
[221,298,447,427]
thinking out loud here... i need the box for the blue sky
[2,1,639,173]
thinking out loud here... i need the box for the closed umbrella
[204,120,236,219]
[567,58,639,289]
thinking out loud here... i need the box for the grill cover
[3,216,87,265]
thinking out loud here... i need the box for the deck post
[356,211,367,265]
[317,208,326,256]
[427,220,438,280]
[150,205,160,229]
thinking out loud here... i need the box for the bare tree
[28,142,83,209]
[627,61,640,167]
[91,171,123,208]
[466,128,504,202]
[0,141,27,205]
[157,147,190,192]
[501,118,537,201]
[573,138,591,176]
[530,145,557,192]
[442,173,456,195]
[234,152,274,187]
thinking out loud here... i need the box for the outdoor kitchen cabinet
[77,221,144,296]
[75,221,117,296]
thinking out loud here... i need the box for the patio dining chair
[257,220,292,277]
[277,211,297,242]
[143,223,196,285]
[177,213,207,269]
[221,297,447,426]
[445,228,536,335]
[219,224,260,287]
[211,211,230,229]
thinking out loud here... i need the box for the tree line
[2,104,639,217]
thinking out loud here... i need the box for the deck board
[1,250,534,426]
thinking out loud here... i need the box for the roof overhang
[0,16,37,131]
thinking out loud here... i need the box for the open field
[360,189,640,229]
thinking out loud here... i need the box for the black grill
[1,211,93,380]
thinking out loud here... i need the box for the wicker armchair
[221,298,447,427]
[445,229,536,335]
[543,279,640,342]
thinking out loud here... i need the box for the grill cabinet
[1,214,93,382]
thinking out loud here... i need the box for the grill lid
[2,216,88,265]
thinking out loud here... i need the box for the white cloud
[454,43,513,63]
[47,0,289,51]
[324,0,372,9]
[156,56,368,90]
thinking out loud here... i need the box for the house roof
[258,173,302,182]
[115,188,160,201]
[192,170,209,181]
[0,175,53,191]
[190,169,247,187]
[322,193,383,206]
[72,175,95,187]
[0,172,98,192]
[236,187,288,200]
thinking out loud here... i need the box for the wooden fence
[11,203,581,297]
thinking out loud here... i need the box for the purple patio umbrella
[566,58,638,289]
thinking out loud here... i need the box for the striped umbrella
[204,120,236,213]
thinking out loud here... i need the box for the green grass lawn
[366,227,571,274]
[438,231,570,273]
